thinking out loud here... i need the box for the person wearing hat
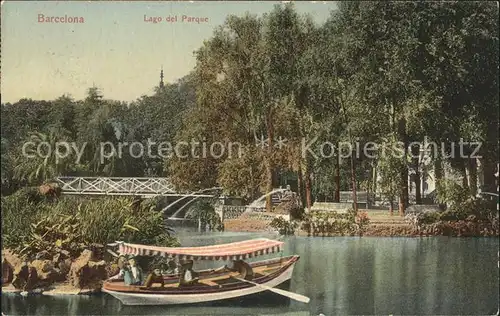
[179,260,199,286]
[109,255,128,281]
[144,267,165,288]
[125,256,144,285]
[229,260,254,281]
[161,259,179,276]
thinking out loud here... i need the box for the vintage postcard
[1,1,499,315]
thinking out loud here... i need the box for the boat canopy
[115,238,284,261]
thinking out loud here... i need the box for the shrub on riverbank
[185,200,224,231]
[404,196,499,236]
[300,210,370,237]
[1,194,179,260]
[416,219,498,236]
[269,217,298,235]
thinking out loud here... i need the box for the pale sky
[1,1,337,103]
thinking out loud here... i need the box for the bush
[417,219,499,237]
[19,212,88,259]
[301,209,369,236]
[269,217,298,235]
[1,194,179,259]
[421,211,442,224]
[451,197,497,221]
[1,194,40,250]
[436,179,470,206]
[9,186,45,204]
[355,211,370,234]
[431,197,496,223]
[288,205,305,221]
[405,194,499,236]
[185,200,224,232]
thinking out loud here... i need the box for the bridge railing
[56,177,177,196]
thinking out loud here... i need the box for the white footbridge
[55,177,292,224]
[55,177,216,198]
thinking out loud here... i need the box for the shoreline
[223,219,499,237]
[2,227,498,298]
[1,283,100,296]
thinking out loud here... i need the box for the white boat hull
[103,262,296,305]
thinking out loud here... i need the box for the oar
[232,277,310,304]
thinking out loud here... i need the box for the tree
[169,5,317,209]
[185,200,223,231]
[13,128,74,184]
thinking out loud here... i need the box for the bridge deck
[56,177,180,196]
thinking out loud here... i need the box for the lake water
[2,232,499,315]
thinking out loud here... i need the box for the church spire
[159,66,164,88]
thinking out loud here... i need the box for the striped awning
[117,238,284,261]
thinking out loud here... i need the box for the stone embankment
[1,247,117,296]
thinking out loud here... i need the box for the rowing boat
[102,238,305,305]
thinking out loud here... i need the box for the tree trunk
[482,120,499,195]
[389,199,394,216]
[305,174,312,212]
[467,158,478,196]
[414,171,422,205]
[334,152,340,202]
[398,183,407,216]
[398,119,409,216]
[304,161,312,213]
[297,164,306,209]
[351,155,358,213]
[434,156,445,210]
[421,167,427,199]
[460,162,469,191]
[411,143,422,205]
[434,156,443,184]
[265,162,273,212]
[265,110,274,213]
[481,154,498,211]
[482,158,497,194]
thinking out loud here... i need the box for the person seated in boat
[230,260,254,280]
[124,256,144,286]
[144,268,165,288]
[164,259,179,275]
[179,260,199,286]
[109,255,129,281]
[159,263,169,276]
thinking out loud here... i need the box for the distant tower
[159,66,165,88]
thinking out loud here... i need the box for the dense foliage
[300,210,370,236]
[1,193,179,258]
[269,217,299,236]
[405,183,499,236]
[185,200,224,231]
[1,2,498,216]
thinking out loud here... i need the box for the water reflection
[2,236,498,315]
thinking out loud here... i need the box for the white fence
[217,205,287,222]
[56,177,181,197]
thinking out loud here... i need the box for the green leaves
[121,222,140,233]
[1,2,496,208]
[1,194,179,258]
[185,200,224,231]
